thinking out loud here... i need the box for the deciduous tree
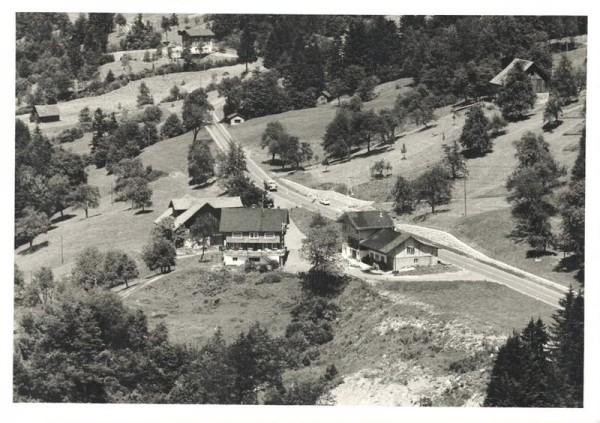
[189,215,219,261]
[415,164,454,213]
[142,237,176,273]
[495,61,536,121]
[392,175,417,214]
[182,88,213,141]
[188,140,215,186]
[442,140,468,179]
[16,207,50,249]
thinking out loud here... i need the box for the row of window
[231,232,276,239]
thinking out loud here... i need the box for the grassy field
[288,206,326,235]
[17,61,255,138]
[124,267,303,346]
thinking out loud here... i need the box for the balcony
[222,246,287,257]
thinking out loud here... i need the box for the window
[233,257,238,261]
[250,232,259,239]
[232,232,243,238]
[407,246,415,255]
[264,232,274,238]
[414,258,419,264]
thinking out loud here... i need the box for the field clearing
[17,60,259,138]
[228,78,413,171]
[14,129,222,281]
[124,268,303,346]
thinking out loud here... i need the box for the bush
[299,267,349,298]
[285,321,334,345]
[258,273,282,285]
[56,127,84,143]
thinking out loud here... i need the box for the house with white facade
[219,207,289,266]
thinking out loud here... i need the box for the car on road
[319,198,331,205]
[264,180,278,191]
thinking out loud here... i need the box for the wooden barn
[31,105,60,123]
[316,90,332,106]
[489,58,550,93]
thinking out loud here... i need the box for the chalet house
[225,113,245,126]
[219,208,290,266]
[360,228,439,270]
[178,26,215,54]
[338,210,395,261]
[338,210,440,270]
[316,90,332,106]
[490,58,549,94]
[31,105,60,123]
[154,195,243,246]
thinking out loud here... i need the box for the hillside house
[225,113,245,126]
[489,58,549,93]
[219,208,290,266]
[360,228,439,270]
[178,26,215,54]
[338,210,395,261]
[154,195,242,247]
[31,105,60,123]
[316,90,332,106]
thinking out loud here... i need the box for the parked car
[264,180,278,191]
[319,198,330,205]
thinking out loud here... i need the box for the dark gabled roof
[34,104,60,118]
[490,58,548,86]
[219,208,289,233]
[337,210,394,230]
[179,26,215,37]
[226,112,244,120]
[360,228,440,255]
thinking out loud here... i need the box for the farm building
[360,228,440,270]
[154,195,243,247]
[225,113,245,126]
[178,26,215,54]
[316,90,332,106]
[219,208,289,266]
[489,58,550,93]
[31,105,60,123]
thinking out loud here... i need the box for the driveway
[282,219,311,273]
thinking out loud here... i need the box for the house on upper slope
[360,227,440,270]
[316,90,332,106]
[155,195,243,246]
[178,26,215,54]
[338,210,395,261]
[224,113,245,126]
[489,58,550,93]
[219,207,290,266]
[31,105,60,123]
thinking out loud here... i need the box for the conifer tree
[459,104,491,154]
[551,55,578,102]
[496,61,536,121]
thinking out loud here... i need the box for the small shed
[489,58,550,94]
[225,113,245,126]
[316,90,332,106]
[32,105,60,123]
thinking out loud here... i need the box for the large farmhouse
[155,195,243,246]
[338,210,440,271]
[177,26,215,54]
[219,208,289,266]
[489,58,550,93]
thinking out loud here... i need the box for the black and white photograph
[5,2,599,422]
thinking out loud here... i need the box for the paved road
[206,99,566,308]
[438,250,564,307]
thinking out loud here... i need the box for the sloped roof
[489,58,548,86]
[337,210,394,230]
[34,104,60,118]
[219,208,289,233]
[168,196,243,228]
[226,112,244,120]
[360,228,440,254]
[154,207,174,224]
[179,26,215,37]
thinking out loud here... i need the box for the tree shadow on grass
[18,241,49,255]
[352,145,393,160]
[525,249,556,259]
[412,209,450,222]
[192,180,216,190]
[135,209,153,215]
[462,148,494,160]
[51,213,77,224]
[554,254,579,272]
[542,120,564,133]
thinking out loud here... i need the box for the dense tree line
[206,14,586,113]
[15,120,99,246]
[485,288,584,407]
[16,13,115,106]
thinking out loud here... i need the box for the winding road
[206,99,567,308]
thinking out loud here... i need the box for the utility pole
[110,182,113,205]
[463,175,467,217]
[60,232,64,264]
